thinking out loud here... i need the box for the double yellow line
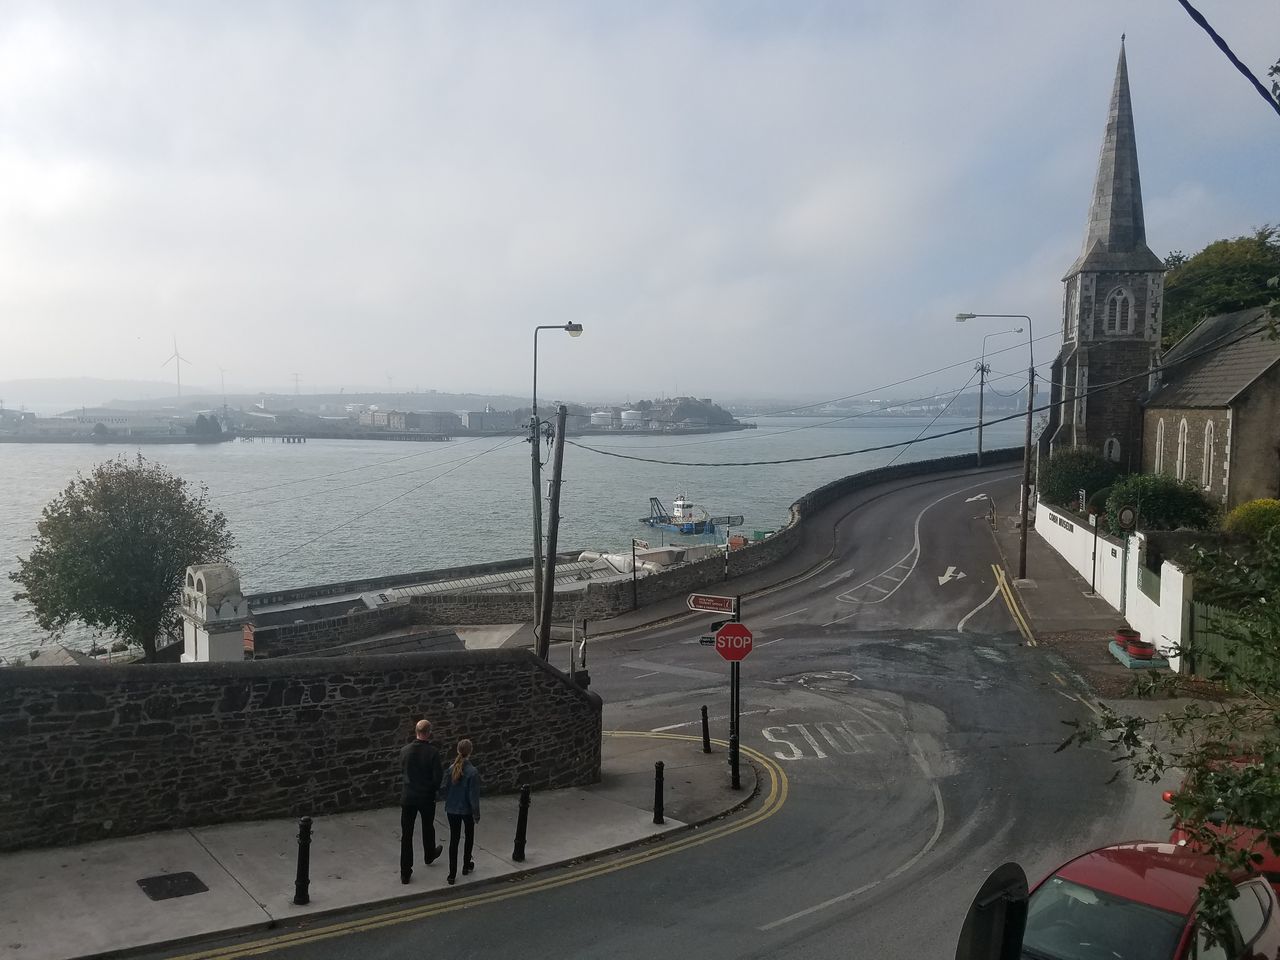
[168,732,789,960]
[991,564,1036,646]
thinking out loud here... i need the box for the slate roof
[1146,307,1280,409]
[1064,43,1166,278]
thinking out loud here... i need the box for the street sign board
[715,622,753,662]
[699,636,716,646]
[687,593,735,614]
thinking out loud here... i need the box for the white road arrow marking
[937,566,967,586]
[965,494,988,503]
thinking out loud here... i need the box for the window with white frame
[1176,418,1189,480]
[1202,420,1216,489]
[1155,418,1165,473]
[1104,287,1134,335]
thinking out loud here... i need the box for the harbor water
[0,416,1024,660]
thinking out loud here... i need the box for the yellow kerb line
[991,564,1035,646]
[166,732,789,960]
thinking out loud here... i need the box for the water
[0,416,1023,659]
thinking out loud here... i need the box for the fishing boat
[639,495,743,535]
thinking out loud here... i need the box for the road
[148,466,1166,959]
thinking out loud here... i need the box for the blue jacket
[441,761,480,818]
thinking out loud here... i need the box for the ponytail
[451,739,473,783]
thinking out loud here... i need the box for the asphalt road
[149,467,1167,960]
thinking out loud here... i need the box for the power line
[1175,0,1280,120]
[883,367,980,468]
[565,322,1268,469]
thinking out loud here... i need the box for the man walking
[400,718,444,883]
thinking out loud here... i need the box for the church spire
[1066,40,1164,276]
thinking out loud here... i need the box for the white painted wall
[1034,503,1191,672]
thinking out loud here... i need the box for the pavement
[0,733,756,960]
[986,481,1211,762]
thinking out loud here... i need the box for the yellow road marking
[166,732,789,960]
[991,564,1036,646]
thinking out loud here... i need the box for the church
[1043,41,1280,508]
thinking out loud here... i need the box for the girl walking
[441,739,480,884]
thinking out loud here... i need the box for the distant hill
[0,378,211,415]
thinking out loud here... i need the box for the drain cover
[136,872,209,901]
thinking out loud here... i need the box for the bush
[1038,448,1120,508]
[1104,473,1218,535]
[1223,499,1280,540]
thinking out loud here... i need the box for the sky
[1,1,1278,406]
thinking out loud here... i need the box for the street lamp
[956,312,1035,581]
[531,323,584,638]
[971,328,1023,467]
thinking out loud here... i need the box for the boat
[639,495,744,535]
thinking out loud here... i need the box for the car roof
[1053,842,1217,916]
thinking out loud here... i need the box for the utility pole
[530,412,544,629]
[536,405,568,660]
[1018,363,1035,580]
[975,360,988,467]
[292,373,301,395]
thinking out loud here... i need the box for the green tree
[1162,226,1280,348]
[1104,472,1218,535]
[9,455,235,660]
[1223,499,1280,540]
[1037,448,1120,509]
[1062,529,1280,944]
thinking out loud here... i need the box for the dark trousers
[400,800,437,876]
[447,813,475,876]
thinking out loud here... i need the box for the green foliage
[1037,448,1120,509]
[1061,529,1280,947]
[1103,472,1217,535]
[192,414,223,438]
[9,455,235,660]
[1224,499,1280,540]
[1162,226,1280,348]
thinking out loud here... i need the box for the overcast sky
[1,1,1277,404]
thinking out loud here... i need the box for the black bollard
[653,761,665,825]
[701,705,711,753]
[512,784,532,862]
[293,816,313,906]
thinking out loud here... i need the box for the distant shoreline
[0,435,234,445]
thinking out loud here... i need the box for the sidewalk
[0,734,755,960]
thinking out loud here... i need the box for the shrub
[1223,499,1280,540]
[1038,448,1120,508]
[1104,473,1218,535]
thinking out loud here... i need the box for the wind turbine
[162,337,191,397]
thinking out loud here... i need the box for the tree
[1162,227,1280,347]
[1061,529,1280,944]
[10,455,235,660]
[1037,448,1121,509]
[1103,472,1218,535]
[1223,499,1280,540]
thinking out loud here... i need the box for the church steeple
[1066,40,1165,277]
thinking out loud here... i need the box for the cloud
[0,0,1277,401]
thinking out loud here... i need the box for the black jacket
[400,739,444,805]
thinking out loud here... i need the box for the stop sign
[715,622,753,661]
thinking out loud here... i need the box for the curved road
[149,467,1165,959]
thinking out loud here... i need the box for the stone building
[1143,307,1280,507]
[1045,41,1165,470]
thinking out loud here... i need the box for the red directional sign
[688,593,736,615]
[714,622,753,662]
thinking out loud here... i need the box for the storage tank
[590,410,613,427]
[621,409,645,428]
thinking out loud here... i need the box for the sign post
[713,600,749,790]
[687,593,736,615]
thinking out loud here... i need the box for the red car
[1021,842,1280,959]
[1163,768,1280,895]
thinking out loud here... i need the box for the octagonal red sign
[714,622,753,662]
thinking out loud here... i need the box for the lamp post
[531,323,583,633]
[956,313,1035,580]
[974,328,1023,467]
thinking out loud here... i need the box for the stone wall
[252,604,421,657]
[0,650,601,852]
[1228,362,1280,509]
[1143,406,1230,504]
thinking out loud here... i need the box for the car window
[1022,876,1185,959]
[1230,882,1269,944]
[1193,924,1232,960]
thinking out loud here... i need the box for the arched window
[1176,418,1189,481]
[1155,418,1166,473]
[1202,420,1216,489]
[1105,288,1134,335]
[1103,437,1121,462]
